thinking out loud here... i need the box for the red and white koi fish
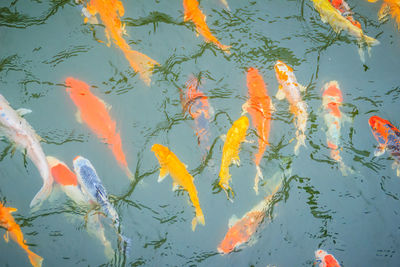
[65,77,134,180]
[0,94,53,210]
[315,249,341,267]
[0,203,43,267]
[183,0,231,53]
[242,68,274,194]
[330,0,362,28]
[274,61,308,155]
[179,76,213,156]
[82,0,159,85]
[217,184,280,254]
[322,81,352,175]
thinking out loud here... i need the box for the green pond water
[1,0,400,266]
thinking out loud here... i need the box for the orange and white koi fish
[367,0,400,29]
[82,0,158,85]
[179,76,213,156]
[65,77,134,180]
[322,81,352,175]
[310,0,379,61]
[315,249,341,267]
[274,61,308,155]
[0,94,53,210]
[47,156,114,258]
[217,184,280,254]
[218,116,249,198]
[0,203,43,267]
[151,144,205,231]
[242,68,274,195]
[183,0,231,53]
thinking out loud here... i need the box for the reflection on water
[1,0,400,266]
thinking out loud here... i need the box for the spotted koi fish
[322,81,352,175]
[242,68,274,194]
[218,116,249,199]
[310,0,379,61]
[369,116,400,176]
[183,0,231,53]
[66,77,134,180]
[330,0,361,28]
[82,0,159,85]
[179,77,213,156]
[151,144,205,231]
[217,184,280,254]
[274,60,308,155]
[315,249,341,267]
[0,203,43,267]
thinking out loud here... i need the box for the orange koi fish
[151,144,205,231]
[179,76,213,155]
[218,116,249,199]
[242,68,274,195]
[311,0,379,61]
[83,0,159,85]
[330,0,362,28]
[322,81,352,175]
[367,0,400,29]
[65,77,134,180]
[315,249,341,267]
[274,60,308,155]
[217,184,280,254]
[0,203,43,267]
[183,0,231,53]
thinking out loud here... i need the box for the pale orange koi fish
[217,184,280,254]
[311,0,379,61]
[218,116,249,199]
[83,0,159,85]
[367,0,400,29]
[151,144,205,231]
[274,60,308,155]
[315,249,341,267]
[0,203,43,267]
[183,0,231,53]
[65,77,134,180]
[242,68,274,195]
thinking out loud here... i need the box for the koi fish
[274,61,308,155]
[0,203,43,267]
[330,0,362,28]
[218,116,249,198]
[310,0,379,61]
[83,0,159,85]
[369,116,400,176]
[0,94,53,210]
[179,77,213,155]
[151,144,205,231]
[217,184,280,254]
[47,156,114,259]
[367,0,400,29]
[315,249,341,267]
[183,0,231,53]
[220,0,230,11]
[65,77,134,180]
[242,68,274,195]
[322,81,352,175]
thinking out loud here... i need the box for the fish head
[151,144,170,161]
[236,116,250,131]
[369,116,392,144]
[65,77,91,97]
[47,156,78,186]
[314,249,328,266]
[274,60,291,84]
[322,81,343,106]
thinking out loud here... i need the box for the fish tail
[124,49,159,86]
[192,210,205,231]
[125,167,136,181]
[30,178,53,211]
[118,232,132,256]
[27,250,43,267]
[253,165,264,195]
[218,44,231,54]
[294,133,306,155]
[339,161,353,176]
[362,34,380,47]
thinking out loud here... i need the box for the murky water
[1,0,400,266]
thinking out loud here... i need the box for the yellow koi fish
[151,144,205,231]
[218,116,249,198]
[311,0,379,61]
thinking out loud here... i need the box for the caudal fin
[30,179,53,211]
[253,165,264,195]
[27,250,43,267]
[123,49,159,86]
[294,133,306,155]
[191,212,205,231]
[363,34,380,47]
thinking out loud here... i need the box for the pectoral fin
[16,108,32,116]
[220,134,226,142]
[228,215,239,228]
[241,101,249,115]
[299,84,306,92]
[172,182,180,191]
[374,144,386,157]
[275,87,285,100]
[3,231,9,243]
[75,111,83,124]
[7,207,17,213]
[157,166,169,182]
